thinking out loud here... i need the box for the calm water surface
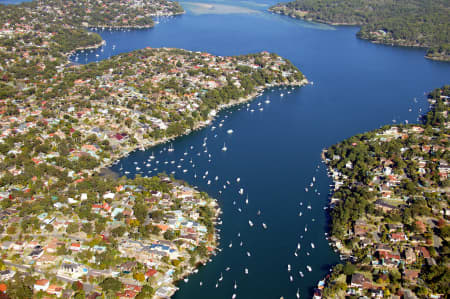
[71,0,449,297]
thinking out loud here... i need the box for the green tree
[133,202,148,224]
[81,223,93,234]
[7,274,34,298]
[343,262,356,276]
[66,222,79,234]
[99,277,122,293]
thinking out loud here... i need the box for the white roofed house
[0,269,16,281]
[144,243,179,260]
[11,242,24,251]
[103,192,115,199]
[36,254,57,267]
[177,186,195,199]
[118,240,143,255]
[57,263,88,280]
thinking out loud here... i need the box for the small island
[0,0,307,297]
[316,86,449,298]
[269,0,450,62]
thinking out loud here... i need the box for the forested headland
[269,0,450,61]
[318,86,450,297]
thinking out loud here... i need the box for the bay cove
[74,0,450,297]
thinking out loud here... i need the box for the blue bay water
[69,0,450,298]
[0,0,31,4]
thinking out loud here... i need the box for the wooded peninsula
[317,86,449,298]
[269,0,450,61]
[0,0,306,298]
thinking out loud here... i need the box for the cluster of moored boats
[392,96,425,124]
[115,89,334,298]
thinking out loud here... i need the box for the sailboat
[168,144,174,152]
[296,288,300,298]
[222,143,227,151]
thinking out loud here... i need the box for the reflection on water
[260,11,336,30]
[0,0,31,4]
[183,1,260,15]
[239,0,271,7]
